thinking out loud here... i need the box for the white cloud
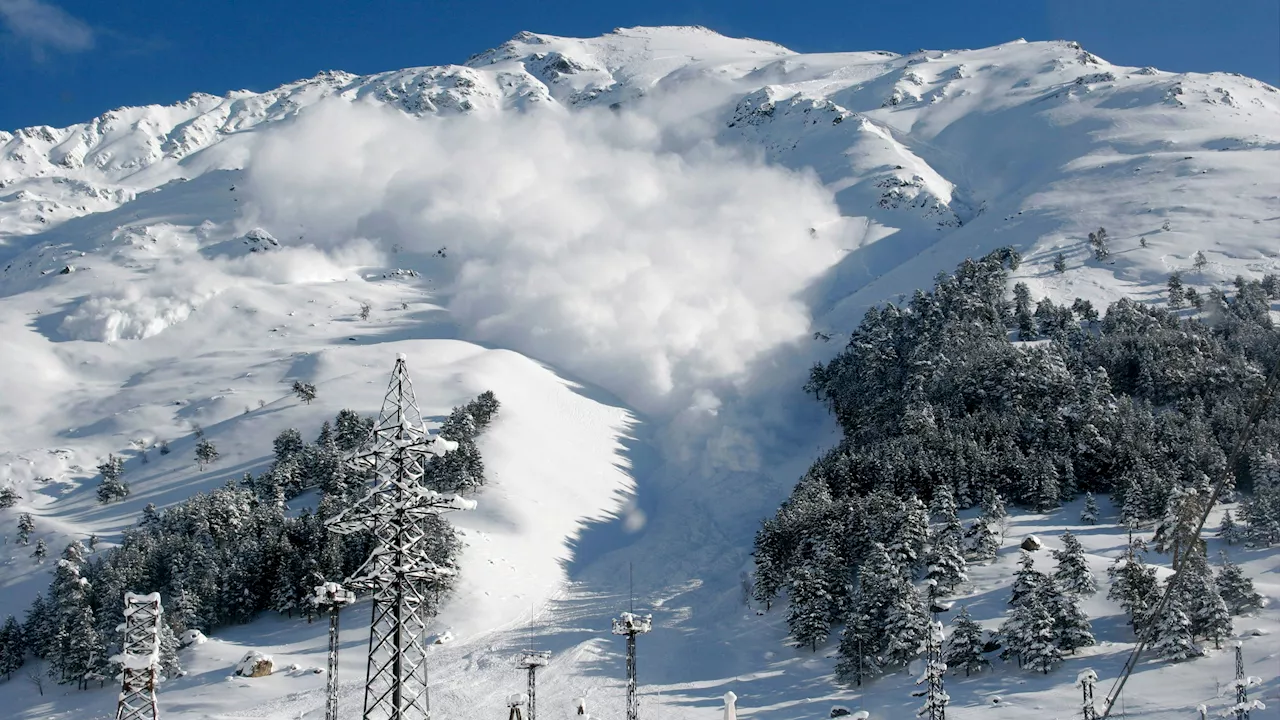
[242,98,849,430]
[0,0,93,54]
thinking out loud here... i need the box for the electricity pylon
[115,592,162,720]
[326,354,476,720]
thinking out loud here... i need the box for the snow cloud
[0,0,93,54]
[243,99,846,425]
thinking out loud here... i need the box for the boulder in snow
[180,629,207,647]
[234,651,275,678]
[1020,535,1042,551]
[430,631,454,645]
[830,707,852,718]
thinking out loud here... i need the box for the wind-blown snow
[243,100,848,419]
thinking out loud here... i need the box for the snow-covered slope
[1,25,1279,720]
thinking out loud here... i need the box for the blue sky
[0,0,1277,130]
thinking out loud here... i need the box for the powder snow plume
[242,100,848,433]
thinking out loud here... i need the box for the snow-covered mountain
[1,25,1279,720]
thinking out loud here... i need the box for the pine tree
[1107,537,1159,633]
[334,409,373,452]
[1217,509,1242,545]
[925,517,968,596]
[1013,282,1036,338]
[1053,253,1067,273]
[963,518,999,562]
[751,519,787,612]
[882,583,929,668]
[944,607,989,676]
[1152,487,1204,566]
[786,556,834,651]
[16,513,34,545]
[0,487,20,509]
[1150,583,1201,661]
[889,496,929,571]
[31,539,47,562]
[157,622,181,682]
[1172,550,1228,647]
[1081,493,1099,525]
[1000,593,1059,672]
[1193,250,1208,271]
[1089,227,1110,261]
[1045,579,1095,654]
[1167,273,1186,309]
[836,609,882,686]
[96,454,129,504]
[0,615,24,680]
[1009,551,1046,607]
[292,381,317,404]
[1216,553,1263,615]
[836,543,897,684]
[1052,531,1096,596]
[195,438,219,470]
[929,486,957,522]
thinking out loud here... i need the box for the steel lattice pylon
[612,613,652,720]
[314,582,356,720]
[517,651,550,720]
[326,354,476,720]
[115,592,162,720]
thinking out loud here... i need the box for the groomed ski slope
[0,25,1278,719]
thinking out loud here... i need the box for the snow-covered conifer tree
[1081,493,1099,525]
[1167,273,1186,308]
[195,438,219,470]
[157,621,182,681]
[1046,579,1095,654]
[925,517,967,596]
[981,488,1007,522]
[1215,553,1263,615]
[95,454,129,504]
[837,542,898,684]
[882,583,929,668]
[1052,531,1096,596]
[17,513,34,545]
[31,539,47,562]
[751,519,786,611]
[944,607,989,676]
[1217,509,1240,544]
[889,496,929,570]
[1108,536,1159,633]
[1150,583,1201,661]
[1000,593,1058,672]
[0,615,24,680]
[1009,551,1046,607]
[786,544,835,651]
[963,517,999,562]
[292,380,317,404]
[929,486,957,523]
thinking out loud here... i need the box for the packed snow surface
[1,24,1279,720]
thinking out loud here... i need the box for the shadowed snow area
[0,25,1279,720]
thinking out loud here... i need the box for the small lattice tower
[315,581,356,720]
[1235,643,1249,720]
[115,592,162,720]
[326,354,476,720]
[1078,669,1098,720]
[517,651,551,720]
[612,613,652,720]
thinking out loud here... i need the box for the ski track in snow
[1,25,1279,719]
